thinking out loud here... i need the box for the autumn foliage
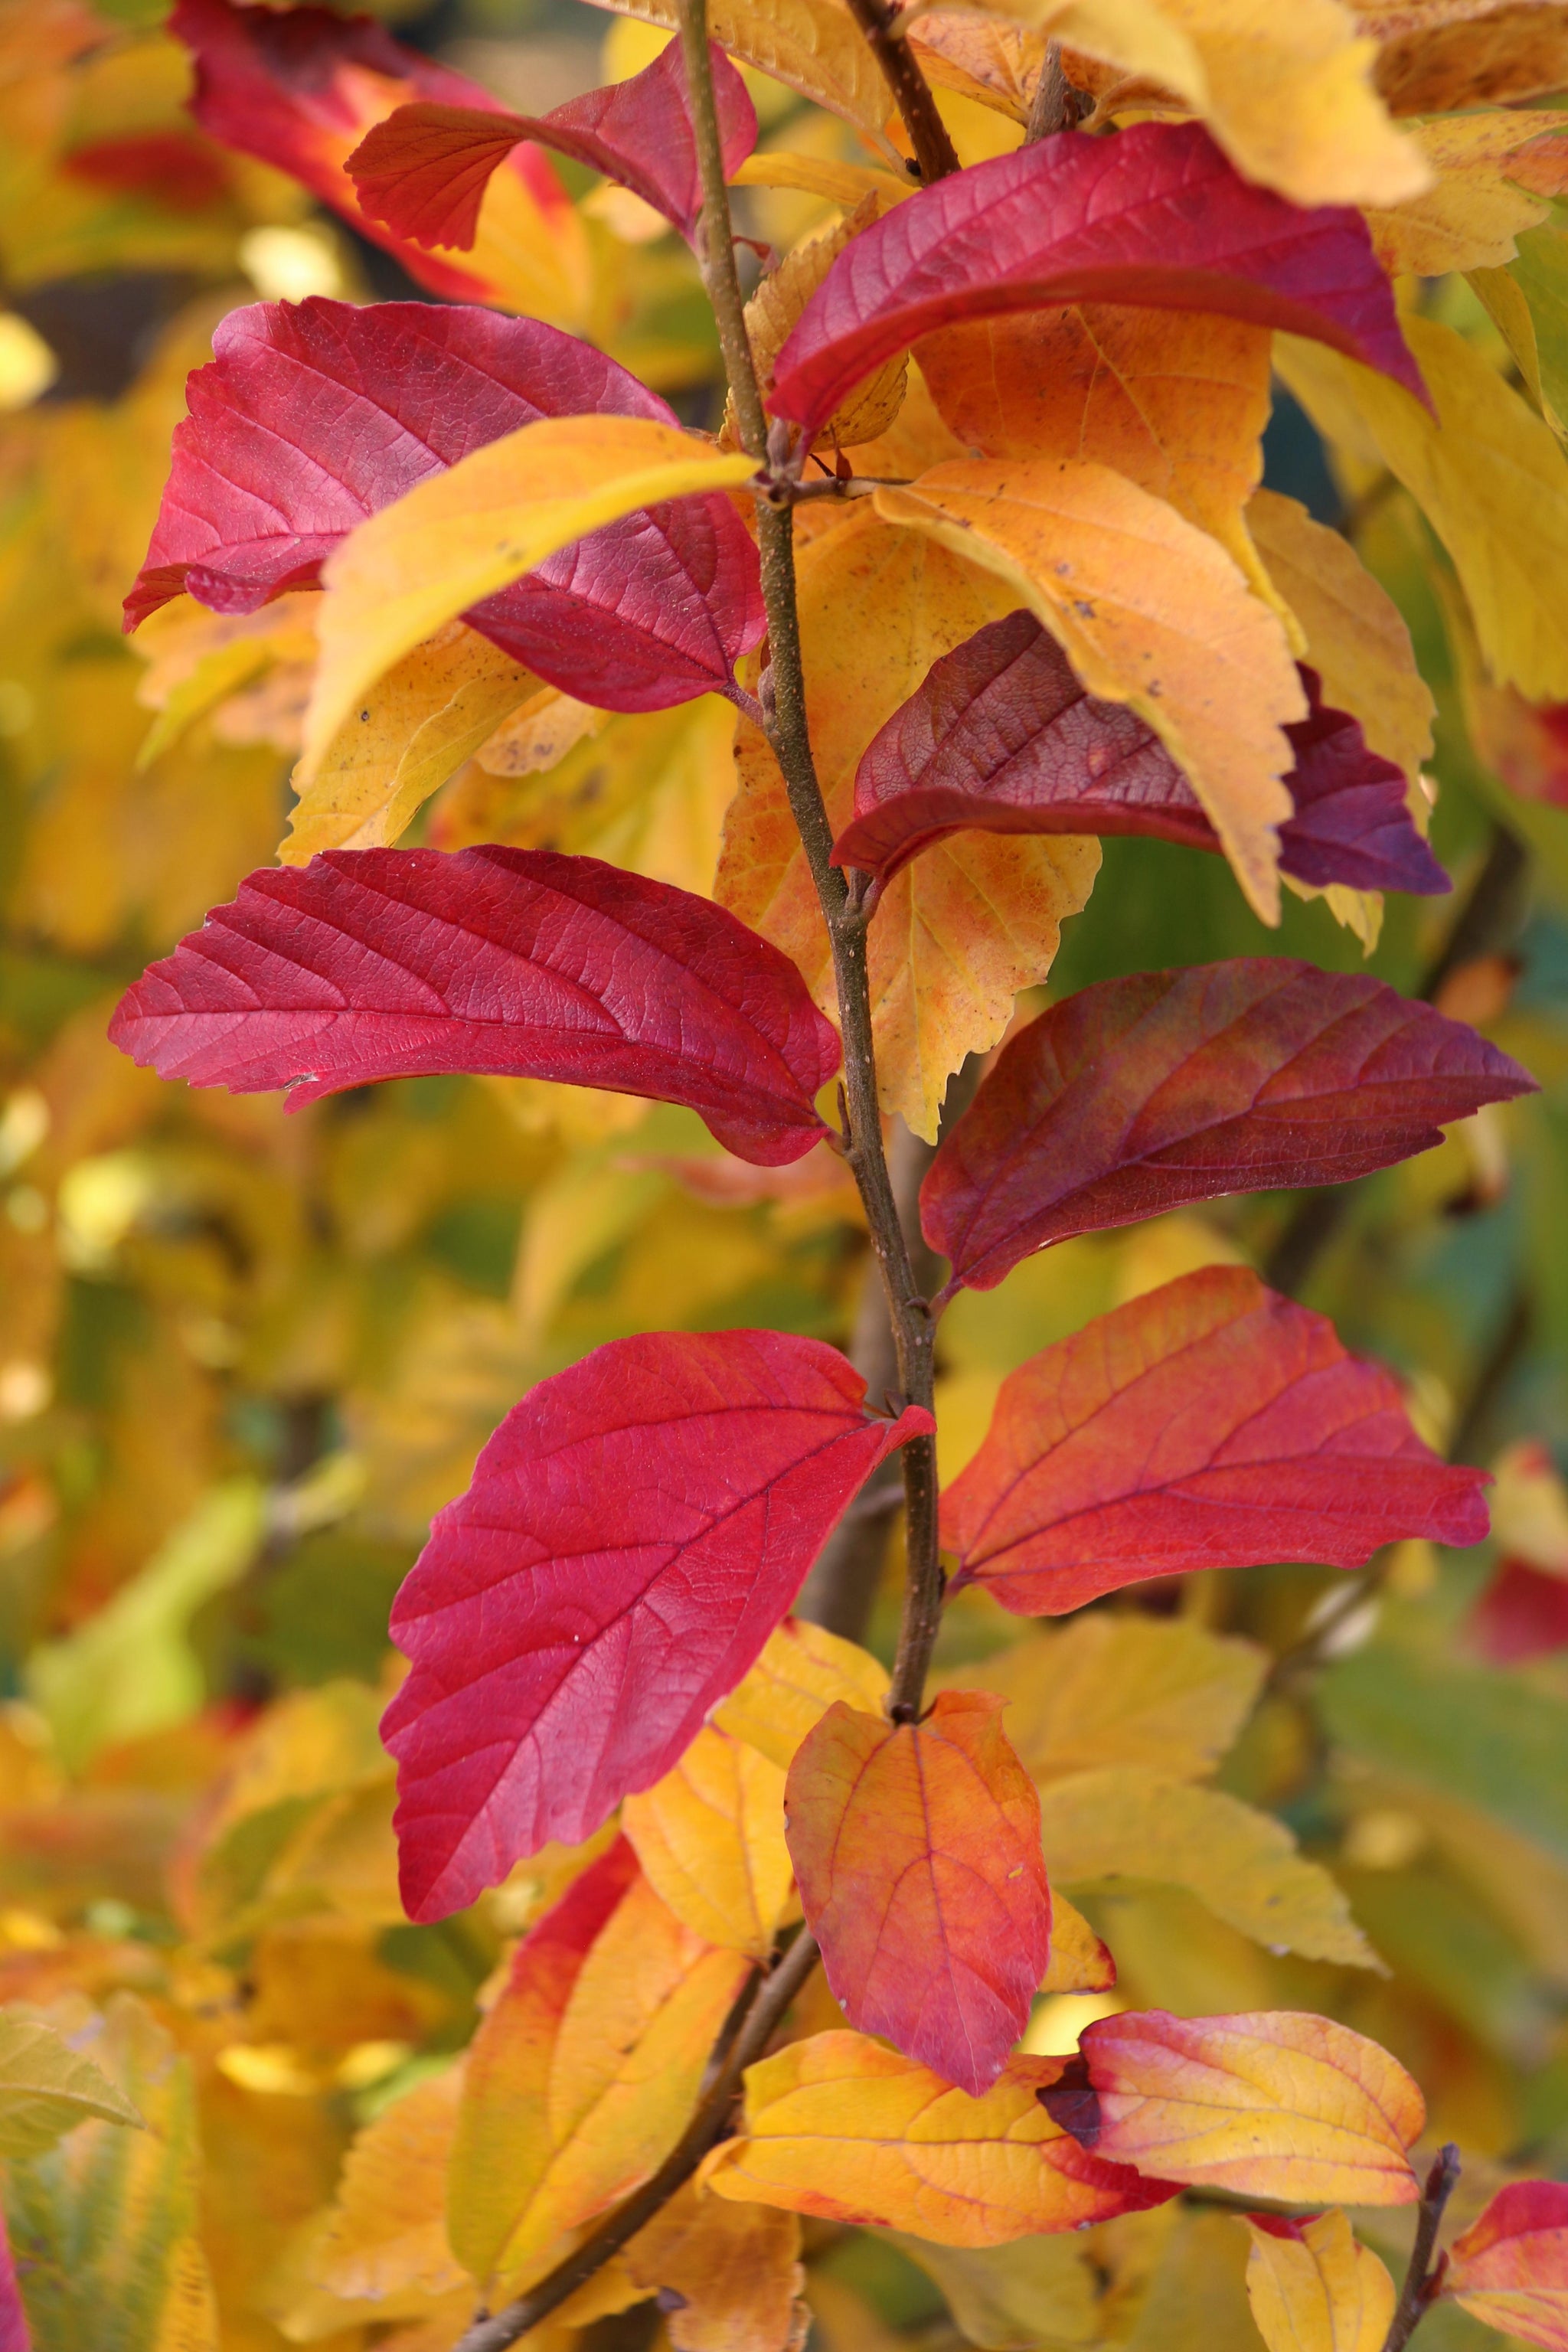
[3,1,1568,2350]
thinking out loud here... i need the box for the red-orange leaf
[1069,2010,1425,2206]
[1446,2181,1568,2352]
[941,1266,1489,1615]
[783,1691,1052,2096]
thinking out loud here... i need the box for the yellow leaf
[433,694,740,900]
[1034,1768,1380,1966]
[132,590,318,770]
[453,1863,751,2301]
[1243,2210,1397,2352]
[0,2007,144,2157]
[1023,0,1210,111]
[283,620,537,863]
[875,459,1300,920]
[736,196,906,452]
[919,306,1282,614]
[730,152,910,209]
[1277,315,1568,701]
[1244,488,1434,783]
[1358,0,1568,117]
[965,1616,1266,1785]
[702,2030,1170,2244]
[302,416,756,777]
[717,505,1098,1136]
[308,2068,469,2317]
[1083,2007,1424,2203]
[588,0,893,133]
[712,1617,891,1772]
[625,2180,805,2352]
[475,687,609,776]
[907,15,1052,119]
[1367,113,1568,276]
[623,1724,794,1961]
[1040,1893,1119,1994]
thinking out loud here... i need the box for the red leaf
[783,1691,1053,2096]
[171,0,573,307]
[348,42,756,250]
[1446,2180,1568,2352]
[380,1330,934,1920]
[62,129,232,211]
[122,297,763,712]
[1468,1557,1568,1664]
[107,846,841,1166]
[941,1265,1490,1615]
[922,961,1536,1295]
[768,124,1424,443]
[831,616,1447,899]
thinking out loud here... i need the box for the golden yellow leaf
[1356,0,1568,116]
[454,1863,751,2301]
[1366,112,1568,276]
[907,14,1051,119]
[919,305,1279,607]
[622,1723,794,1961]
[475,686,608,778]
[1243,2210,1397,2352]
[1040,1893,1118,1994]
[302,416,756,776]
[1034,1768,1379,1966]
[589,0,893,132]
[717,506,1097,1136]
[283,620,537,864]
[875,459,1301,920]
[736,196,906,452]
[625,2180,805,2352]
[1021,0,1210,110]
[309,2067,469,2315]
[730,152,910,208]
[1277,315,1568,701]
[1244,488,1434,782]
[434,694,740,900]
[712,1617,891,1772]
[132,590,318,770]
[702,2030,1170,2243]
[965,1616,1266,1785]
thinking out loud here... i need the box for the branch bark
[1381,2146,1461,2352]
[839,0,961,183]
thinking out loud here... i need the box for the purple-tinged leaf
[123,298,763,713]
[348,41,756,250]
[769,123,1424,443]
[923,960,1536,1294]
[832,616,1447,898]
[382,1329,933,1919]
[107,846,841,1166]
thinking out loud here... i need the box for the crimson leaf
[923,960,1536,1294]
[831,615,1447,898]
[942,1265,1490,1614]
[122,297,763,711]
[172,0,573,307]
[381,1330,933,1920]
[348,41,756,250]
[107,846,841,1166]
[769,122,1424,443]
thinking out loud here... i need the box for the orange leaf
[1243,2210,1397,2352]
[1073,2011,1424,2205]
[783,1690,1052,2094]
[625,2181,805,2352]
[701,2030,1178,2244]
[1446,2180,1568,2352]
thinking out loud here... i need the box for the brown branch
[451,1929,821,2352]
[1025,39,1085,141]
[1382,2146,1461,2352]
[840,0,960,183]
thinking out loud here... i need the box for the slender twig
[839,0,960,183]
[1382,2146,1461,2352]
[1025,39,1083,141]
[678,9,766,460]
[450,1929,821,2352]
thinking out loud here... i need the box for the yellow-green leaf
[0,2009,144,2158]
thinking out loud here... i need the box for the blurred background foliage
[1,2,1567,2348]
